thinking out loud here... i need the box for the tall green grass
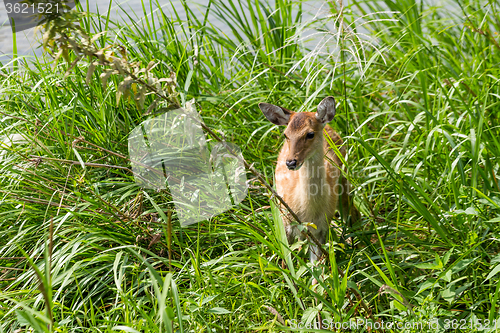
[0,0,499,331]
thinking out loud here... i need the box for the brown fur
[260,98,359,261]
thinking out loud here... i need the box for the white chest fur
[276,146,340,244]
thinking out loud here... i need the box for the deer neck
[298,144,326,196]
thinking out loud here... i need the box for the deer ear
[316,96,336,124]
[259,103,293,126]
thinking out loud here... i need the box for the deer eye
[284,134,289,140]
[306,132,315,139]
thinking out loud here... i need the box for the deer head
[259,96,336,170]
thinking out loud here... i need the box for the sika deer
[259,97,359,262]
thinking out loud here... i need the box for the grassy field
[1,0,500,331]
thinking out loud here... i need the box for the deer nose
[286,159,297,170]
